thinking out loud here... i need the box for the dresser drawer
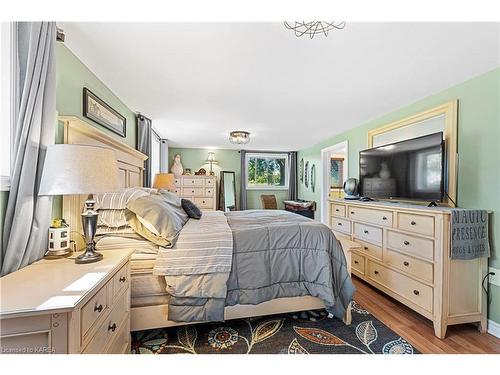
[351,252,365,275]
[353,222,382,246]
[348,207,393,227]
[81,284,109,338]
[366,260,433,313]
[384,249,433,283]
[330,217,351,234]
[174,178,181,186]
[355,239,382,260]
[205,187,215,196]
[205,178,215,187]
[194,197,214,209]
[105,314,130,354]
[397,213,434,236]
[82,289,129,354]
[182,187,204,196]
[331,204,346,218]
[182,177,204,186]
[112,263,130,301]
[173,187,181,195]
[387,230,434,261]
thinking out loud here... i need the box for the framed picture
[83,88,126,137]
[299,158,304,183]
[311,164,316,192]
[304,161,309,188]
[330,158,344,189]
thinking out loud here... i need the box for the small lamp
[152,173,175,191]
[206,152,217,176]
[38,144,120,264]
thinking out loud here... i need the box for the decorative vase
[379,162,391,179]
[171,154,184,177]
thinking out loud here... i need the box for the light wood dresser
[329,198,488,338]
[0,249,133,354]
[173,175,217,210]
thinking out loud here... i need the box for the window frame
[245,152,290,191]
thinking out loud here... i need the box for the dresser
[173,175,217,210]
[329,199,488,338]
[0,249,133,354]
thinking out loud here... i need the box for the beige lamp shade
[38,144,120,196]
[152,173,175,190]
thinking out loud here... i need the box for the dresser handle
[411,221,416,225]
[335,209,339,212]
[413,290,420,296]
[108,323,117,332]
[404,240,410,246]
[337,222,342,226]
[374,270,379,275]
[382,216,387,220]
[364,230,369,234]
[364,246,368,250]
[350,211,355,214]
[119,276,126,283]
[403,261,409,266]
[354,260,359,264]
[94,304,103,313]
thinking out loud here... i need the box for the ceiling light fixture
[284,21,346,39]
[229,131,250,145]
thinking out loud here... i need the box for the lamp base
[75,249,103,264]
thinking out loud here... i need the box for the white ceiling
[60,22,500,151]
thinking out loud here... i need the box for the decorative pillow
[125,192,188,247]
[181,199,202,219]
[97,209,128,228]
[94,187,157,210]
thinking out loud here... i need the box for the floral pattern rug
[131,301,418,354]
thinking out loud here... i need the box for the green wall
[298,68,500,324]
[168,147,289,210]
[56,44,137,147]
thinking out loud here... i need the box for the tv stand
[427,201,438,207]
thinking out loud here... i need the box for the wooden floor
[352,276,500,354]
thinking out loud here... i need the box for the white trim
[320,141,348,224]
[245,152,290,190]
[1,22,15,185]
[0,176,11,191]
[488,319,500,338]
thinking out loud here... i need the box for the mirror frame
[219,170,237,211]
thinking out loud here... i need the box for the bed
[60,116,355,332]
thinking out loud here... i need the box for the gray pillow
[125,192,188,247]
[181,199,202,219]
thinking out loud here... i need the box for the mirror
[219,171,237,211]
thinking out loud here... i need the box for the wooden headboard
[59,116,148,249]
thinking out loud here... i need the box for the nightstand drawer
[83,289,129,354]
[81,284,109,338]
[112,263,130,301]
[182,177,204,186]
[182,187,204,196]
[351,252,365,275]
[105,313,130,354]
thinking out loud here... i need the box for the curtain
[239,150,247,210]
[288,151,298,200]
[1,22,56,276]
[136,114,152,187]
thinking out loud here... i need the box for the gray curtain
[288,151,298,200]
[136,114,152,187]
[239,150,247,210]
[1,22,56,276]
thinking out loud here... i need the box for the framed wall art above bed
[83,87,127,137]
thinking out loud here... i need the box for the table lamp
[206,152,217,176]
[152,173,175,191]
[39,144,120,264]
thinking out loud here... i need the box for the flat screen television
[359,132,445,201]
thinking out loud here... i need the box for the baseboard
[488,319,500,338]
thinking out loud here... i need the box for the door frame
[320,141,348,225]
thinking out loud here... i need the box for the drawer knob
[350,211,355,214]
[374,270,379,275]
[413,289,420,296]
[337,222,342,226]
[94,304,103,313]
[364,246,368,250]
[364,230,369,234]
[404,240,410,246]
[108,323,117,332]
[382,216,387,220]
[403,261,409,267]
[354,260,359,264]
[411,221,416,225]
[119,276,126,283]
[335,209,339,212]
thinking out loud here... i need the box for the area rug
[131,301,419,354]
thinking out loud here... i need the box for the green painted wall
[168,147,289,210]
[298,68,500,324]
[56,44,136,147]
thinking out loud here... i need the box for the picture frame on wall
[83,87,127,137]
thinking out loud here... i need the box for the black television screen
[359,132,445,201]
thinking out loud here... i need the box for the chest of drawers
[173,175,217,210]
[329,199,488,339]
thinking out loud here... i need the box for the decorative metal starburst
[284,21,346,39]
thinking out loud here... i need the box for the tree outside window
[246,153,289,190]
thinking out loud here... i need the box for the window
[0,22,14,191]
[150,129,161,185]
[416,151,442,191]
[246,153,289,190]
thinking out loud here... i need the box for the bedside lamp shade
[39,144,120,196]
[152,173,175,190]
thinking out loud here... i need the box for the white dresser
[329,199,488,339]
[173,175,217,210]
[0,249,133,354]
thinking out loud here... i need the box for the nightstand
[0,249,134,354]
